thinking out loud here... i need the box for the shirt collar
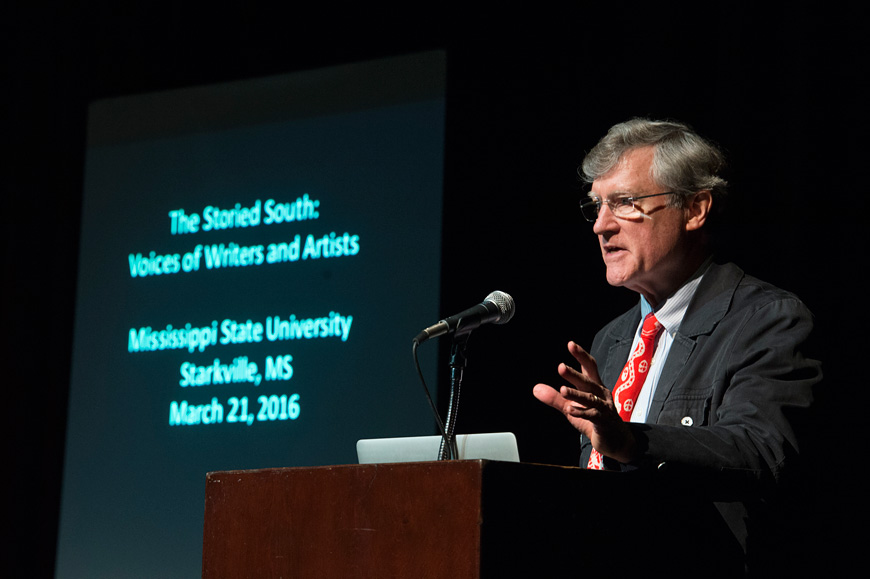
[639,258,712,336]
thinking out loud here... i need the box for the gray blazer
[582,262,821,568]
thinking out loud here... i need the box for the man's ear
[685,190,712,231]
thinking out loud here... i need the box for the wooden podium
[202,460,743,577]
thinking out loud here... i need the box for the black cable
[412,339,452,459]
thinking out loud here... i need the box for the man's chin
[604,268,633,289]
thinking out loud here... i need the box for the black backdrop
[6,3,864,576]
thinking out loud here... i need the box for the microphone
[413,291,515,344]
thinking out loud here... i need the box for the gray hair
[581,118,728,208]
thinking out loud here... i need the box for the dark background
[6,2,863,576]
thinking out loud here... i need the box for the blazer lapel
[646,263,744,422]
[647,333,695,419]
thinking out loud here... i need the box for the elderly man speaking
[533,118,821,576]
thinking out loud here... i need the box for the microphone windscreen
[484,291,515,324]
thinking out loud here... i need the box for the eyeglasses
[579,192,674,222]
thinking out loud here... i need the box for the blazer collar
[679,262,745,338]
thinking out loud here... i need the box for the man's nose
[592,202,618,235]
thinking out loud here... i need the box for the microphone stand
[438,327,470,460]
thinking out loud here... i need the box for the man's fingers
[558,362,589,388]
[532,383,561,409]
[568,341,602,384]
[558,362,608,403]
[534,383,589,414]
[560,385,604,414]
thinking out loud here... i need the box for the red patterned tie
[587,313,662,470]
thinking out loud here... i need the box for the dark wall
[6,3,862,576]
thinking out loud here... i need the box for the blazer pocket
[657,394,711,428]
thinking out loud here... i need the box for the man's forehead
[591,147,658,193]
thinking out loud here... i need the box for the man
[533,118,821,575]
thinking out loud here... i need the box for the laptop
[356,432,519,464]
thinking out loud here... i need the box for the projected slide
[56,51,445,578]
